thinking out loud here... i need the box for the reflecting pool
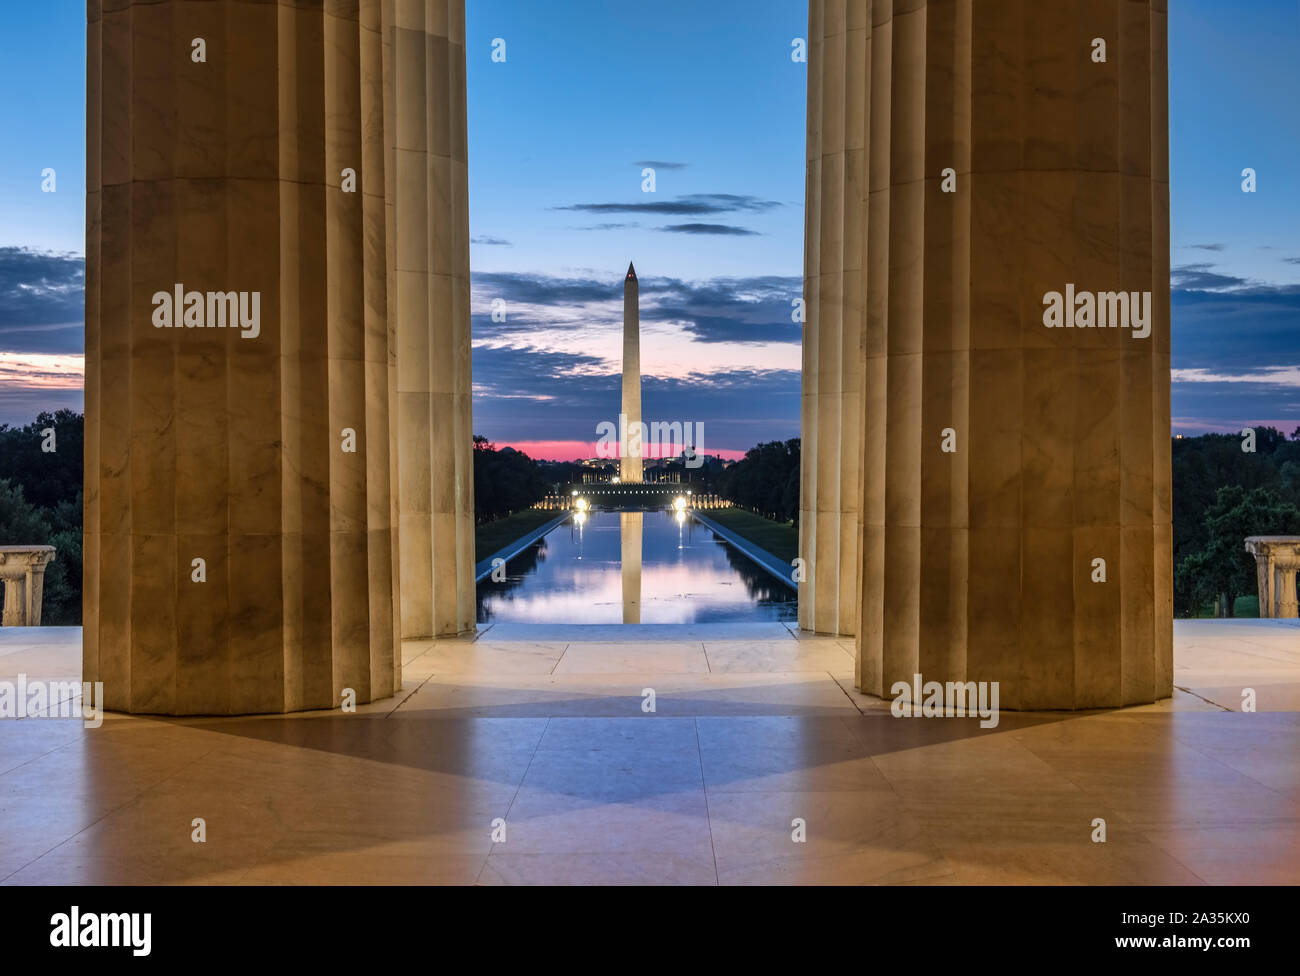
[476,509,797,624]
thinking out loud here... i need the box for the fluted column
[804,0,1172,708]
[85,0,401,714]
[799,1,864,637]
[389,0,476,638]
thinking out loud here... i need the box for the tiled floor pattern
[0,620,1297,885]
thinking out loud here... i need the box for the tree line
[712,438,801,524]
[1172,427,1300,616]
[707,430,1300,617]
[0,410,83,624]
[472,435,548,524]
[2,416,1297,622]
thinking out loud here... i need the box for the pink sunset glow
[498,439,748,462]
[0,352,84,391]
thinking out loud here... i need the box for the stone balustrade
[0,545,56,626]
[1245,537,1300,618]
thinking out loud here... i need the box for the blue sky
[0,0,1297,450]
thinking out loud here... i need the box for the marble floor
[1,619,1297,885]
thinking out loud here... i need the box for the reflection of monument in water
[621,512,642,623]
[620,262,642,483]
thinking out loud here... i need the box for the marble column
[803,0,1172,708]
[390,0,475,638]
[85,0,403,713]
[799,0,863,637]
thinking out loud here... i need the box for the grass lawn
[1233,595,1260,617]
[701,507,798,565]
[1189,594,1260,619]
[476,509,566,562]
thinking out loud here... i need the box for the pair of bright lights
[569,492,690,511]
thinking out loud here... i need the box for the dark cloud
[471,235,512,246]
[469,269,803,449]
[1170,279,1300,434]
[474,270,614,309]
[473,344,611,410]
[554,193,782,217]
[1282,257,1300,265]
[472,342,799,449]
[633,160,688,170]
[575,222,640,232]
[1172,283,1300,371]
[1170,263,1248,291]
[1129,270,1300,434]
[647,275,801,345]
[1184,243,1226,252]
[658,223,759,236]
[0,247,84,354]
[471,270,802,346]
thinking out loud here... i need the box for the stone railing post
[0,546,56,626]
[1245,537,1300,618]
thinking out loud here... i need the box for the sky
[0,0,1297,456]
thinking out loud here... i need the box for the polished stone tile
[701,745,892,794]
[1140,824,1300,884]
[2,853,253,886]
[707,791,953,885]
[1,622,1297,884]
[241,851,488,885]
[479,851,717,886]
[519,747,704,799]
[498,788,713,856]
[0,626,81,646]
[536,717,699,752]
[933,835,1207,885]
[703,639,853,673]
[404,640,567,676]
[392,673,860,718]
[554,642,709,674]
[697,714,863,750]
[0,719,83,774]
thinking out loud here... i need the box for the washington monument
[620,261,642,483]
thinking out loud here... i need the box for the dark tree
[472,436,548,523]
[1174,484,1300,617]
[0,479,82,625]
[715,438,801,524]
[0,410,83,511]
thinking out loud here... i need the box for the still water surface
[476,510,797,624]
